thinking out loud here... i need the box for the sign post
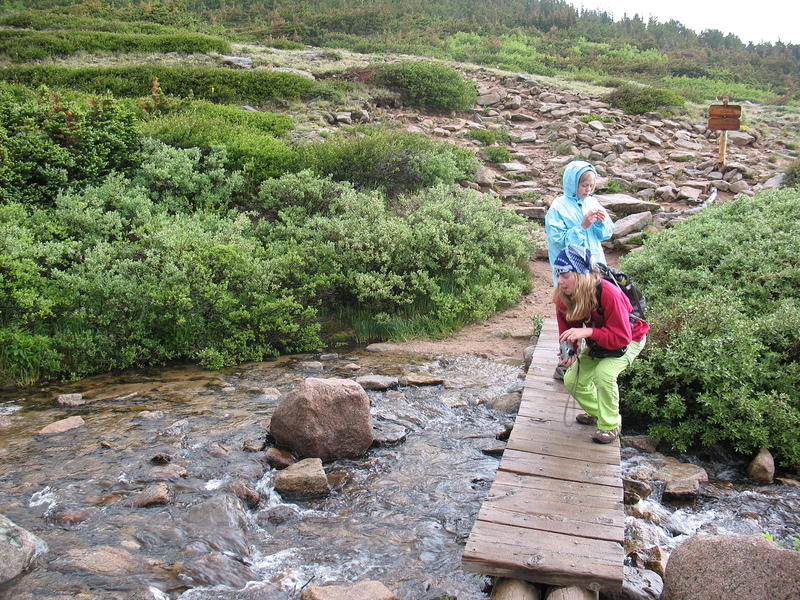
[707,97,741,167]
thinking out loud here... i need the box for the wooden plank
[463,521,623,591]
[492,470,622,503]
[506,432,619,465]
[708,104,741,118]
[500,449,621,488]
[476,504,621,542]
[708,116,740,130]
[480,484,624,527]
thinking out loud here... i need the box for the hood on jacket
[562,160,597,202]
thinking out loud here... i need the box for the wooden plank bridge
[462,318,625,594]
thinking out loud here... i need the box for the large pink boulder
[662,534,800,600]
[270,378,373,460]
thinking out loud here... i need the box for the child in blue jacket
[545,160,613,286]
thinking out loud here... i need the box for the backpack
[594,262,647,323]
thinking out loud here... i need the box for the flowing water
[1,351,798,600]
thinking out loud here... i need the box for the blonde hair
[554,271,600,322]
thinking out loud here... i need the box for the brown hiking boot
[592,427,620,444]
[575,412,597,425]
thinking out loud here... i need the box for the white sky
[568,1,798,45]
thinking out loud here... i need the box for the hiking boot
[592,427,620,444]
[575,412,597,425]
[552,364,567,381]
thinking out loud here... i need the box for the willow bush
[373,60,478,112]
[620,188,800,467]
[0,65,321,103]
[0,29,230,61]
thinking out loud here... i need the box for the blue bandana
[553,245,593,276]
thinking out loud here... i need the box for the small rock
[355,375,399,391]
[746,447,775,484]
[273,458,330,498]
[371,421,408,446]
[264,447,296,469]
[132,482,172,507]
[56,393,84,407]
[301,581,400,600]
[229,479,260,508]
[39,415,85,435]
[150,453,172,465]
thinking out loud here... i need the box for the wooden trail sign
[708,97,741,166]
[708,103,742,131]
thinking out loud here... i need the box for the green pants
[563,338,645,431]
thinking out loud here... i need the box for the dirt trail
[372,251,622,361]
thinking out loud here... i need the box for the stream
[1,350,798,600]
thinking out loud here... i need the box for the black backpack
[595,262,647,323]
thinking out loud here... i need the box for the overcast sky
[568,1,797,45]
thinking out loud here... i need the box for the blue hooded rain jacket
[544,160,614,285]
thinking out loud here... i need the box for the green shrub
[0,65,320,104]
[298,128,478,195]
[605,84,686,114]
[141,108,298,183]
[0,186,321,383]
[0,10,185,34]
[130,138,245,212]
[468,128,510,145]
[784,160,800,188]
[0,88,140,205]
[620,187,800,467]
[374,61,477,112]
[484,146,512,163]
[255,171,533,341]
[0,29,230,61]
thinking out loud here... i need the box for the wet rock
[271,377,373,460]
[0,515,46,584]
[356,374,399,390]
[625,517,667,556]
[643,545,670,578]
[175,581,290,600]
[400,372,445,386]
[185,495,250,555]
[477,92,503,106]
[662,534,800,600]
[623,478,653,504]
[229,479,260,509]
[613,211,653,237]
[651,457,708,500]
[342,363,361,371]
[371,420,408,446]
[53,507,99,528]
[39,415,85,435]
[138,410,164,420]
[616,565,663,600]
[622,435,659,453]
[56,393,84,407]
[242,438,264,452]
[746,447,775,483]
[150,453,172,465]
[301,580,400,600]
[274,457,329,498]
[485,392,521,414]
[52,545,148,576]
[259,504,302,525]
[319,353,339,361]
[477,439,506,456]
[626,500,664,525]
[148,463,188,479]
[264,446,296,469]
[0,415,20,430]
[179,551,258,588]
[595,193,659,217]
[261,387,281,401]
[132,482,172,507]
[302,360,324,370]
